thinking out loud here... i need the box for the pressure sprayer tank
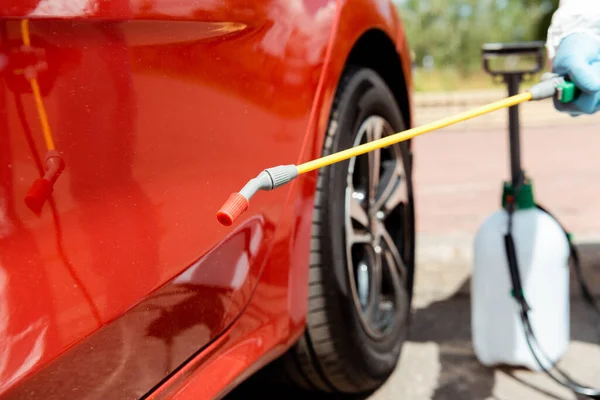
[472,182,570,371]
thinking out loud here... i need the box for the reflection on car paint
[0,266,47,394]
[2,216,271,399]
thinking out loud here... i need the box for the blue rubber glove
[553,33,600,115]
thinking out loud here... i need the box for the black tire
[280,66,416,395]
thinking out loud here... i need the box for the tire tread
[265,66,414,396]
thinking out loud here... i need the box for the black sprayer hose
[536,204,600,316]
[504,201,600,398]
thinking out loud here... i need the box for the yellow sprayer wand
[216,75,577,226]
[297,92,531,175]
[17,19,65,215]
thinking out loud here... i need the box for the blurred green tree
[526,0,559,40]
[398,0,557,76]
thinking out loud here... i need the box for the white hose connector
[529,73,565,100]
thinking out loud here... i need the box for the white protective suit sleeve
[546,0,600,60]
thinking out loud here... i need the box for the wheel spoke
[380,229,406,284]
[349,187,369,230]
[375,165,406,216]
[366,115,384,143]
[366,119,383,206]
[373,142,406,216]
[368,150,381,206]
[381,178,406,217]
[348,230,372,245]
[364,250,382,325]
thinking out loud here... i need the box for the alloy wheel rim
[344,115,409,340]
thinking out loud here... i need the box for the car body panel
[0,0,412,398]
[150,0,414,398]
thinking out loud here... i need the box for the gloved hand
[552,33,600,115]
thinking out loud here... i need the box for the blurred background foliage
[395,0,560,91]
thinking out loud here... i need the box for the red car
[0,0,415,398]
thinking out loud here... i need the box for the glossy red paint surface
[0,0,412,398]
[148,1,414,398]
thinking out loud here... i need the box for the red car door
[0,0,335,397]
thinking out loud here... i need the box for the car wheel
[282,66,415,394]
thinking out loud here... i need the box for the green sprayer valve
[529,73,579,103]
[555,80,578,103]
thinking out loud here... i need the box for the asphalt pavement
[226,92,600,399]
[375,94,600,400]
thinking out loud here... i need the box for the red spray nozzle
[216,165,299,226]
[217,193,249,226]
[24,150,64,215]
[24,178,53,215]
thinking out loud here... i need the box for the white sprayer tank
[472,182,570,371]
